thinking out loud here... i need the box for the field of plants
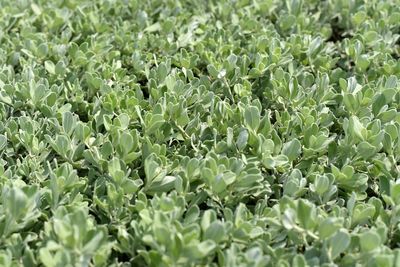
[0,0,399,266]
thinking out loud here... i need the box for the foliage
[0,0,400,266]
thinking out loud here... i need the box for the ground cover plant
[0,0,399,266]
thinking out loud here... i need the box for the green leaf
[44,61,55,75]
[348,116,365,141]
[359,231,381,252]
[297,199,316,230]
[236,129,248,151]
[204,221,225,243]
[318,218,342,239]
[146,114,165,135]
[364,31,378,43]
[144,154,161,184]
[5,187,28,220]
[157,63,168,81]
[357,141,376,160]
[385,75,397,89]
[197,240,216,257]
[55,61,66,76]
[314,174,330,195]
[39,249,56,267]
[147,175,176,193]
[0,134,7,151]
[329,230,350,259]
[352,11,367,25]
[281,139,301,161]
[244,106,260,131]
[372,94,386,116]
[82,232,104,254]
[62,111,76,136]
[207,64,219,79]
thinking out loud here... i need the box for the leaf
[55,61,66,76]
[236,129,248,151]
[352,11,367,25]
[357,141,376,160]
[185,205,200,224]
[364,31,378,43]
[385,75,397,89]
[122,179,143,194]
[147,175,176,193]
[0,134,7,151]
[120,132,134,154]
[204,221,225,243]
[82,232,104,254]
[280,14,296,30]
[359,231,381,252]
[372,94,386,115]
[297,199,316,230]
[314,175,330,195]
[45,61,55,75]
[144,22,161,32]
[281,139,301,161]
[262,155,289,169]
[108,157,123,182]
[146,114,165,135]
[329,230,350,259]
[348,116,365,141]
[244,106,260,131]
[196,240,216,258]
[318,218,342,239]
[157,63,168,81]
[207,64,219,78]
[4,187,28,220]
[282,209,296,230]
[62,112,76,136]
[144,154,161,184]
[39,249,56,267]
[343,93,359,113]
[53,135,69,156]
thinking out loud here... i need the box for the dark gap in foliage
[75,109,90,123]
[89,206,108,224]
[197,200,211,211]
[11,62,23,77]
[77,167,89,178]
[365,186,380,200]
[196,62,209,76]
[244,196,260,209]
[137,80,150,99]
[95,124,107,135]
[327,19,351,43]
[270,111,277,124]
[391,40,399,60]
[110,250,133,265]
[297,244,305,254]
[71,102,91,123]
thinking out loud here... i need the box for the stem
[0,100,13,108]
[175,123,190,140]
[293,224,319,240]
[223,77,234,102]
